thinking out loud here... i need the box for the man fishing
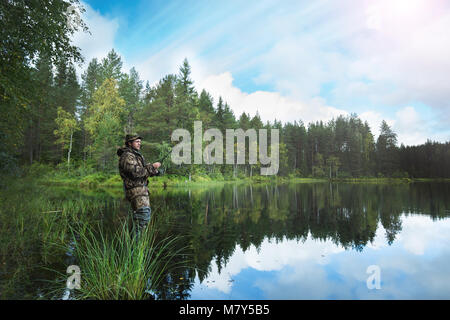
[117,134,161,237]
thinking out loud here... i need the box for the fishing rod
[155,146,192,178]
[154,146,173,176]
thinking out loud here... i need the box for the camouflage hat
[125,134,143,144]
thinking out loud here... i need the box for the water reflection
[1,181,449,299]
[148,182,450,299]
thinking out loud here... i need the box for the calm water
[1,181,450,299]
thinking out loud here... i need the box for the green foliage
[54,107,79,165]
[84,78,126,170]
[0,0,88,165]
[119,67,143,134]
[100,49,123,82]
[376,120,399,176]
[101,174,123,187]
[209,171,225,181]
[27,162,55,178]
[79,173,108,187]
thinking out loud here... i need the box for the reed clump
[69,220,186,300]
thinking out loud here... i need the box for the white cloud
[348,0,450,112]
[398,215,450,255]
[197,72,348,125]
[359,110,394,140]
[253,34,350,100]
[238,0,450,129]
[359,106,450,145]
[132,46,199,88]
[71,2,120,75]
[366,223,389,251]
[195,235,345,294]
[394,107,424,146]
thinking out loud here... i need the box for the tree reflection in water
[149,182,450,299]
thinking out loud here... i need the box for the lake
[1,181,449,299]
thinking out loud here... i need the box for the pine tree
[222,102,236,130]
[214,97,225,131]
[81,58,102,108]
[24,54,55,164]
[100,49,123,82]
[376,120,399,176]
[119,67,143,134]
[198,89,215,128]
[174,59,199,130]
[55,58,80,114]
[177,58,195,97]
[136,74,179,145]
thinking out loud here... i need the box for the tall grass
[69,220,187,300]
[1,176,191,299]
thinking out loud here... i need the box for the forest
[1,1,449,180]
[2,0,450,302]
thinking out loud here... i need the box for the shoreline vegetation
[41,171,450,189]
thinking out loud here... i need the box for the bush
[101,175,123,187]
[192,174,211,183]
[79,173,108,187]
[27,162,54,178]
[288,173,298,179]
[237,172,247,180]
[0,151,20,177]
[209,171,224,181]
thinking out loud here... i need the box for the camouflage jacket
[117,146,159,201]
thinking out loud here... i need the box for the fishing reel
[157,167,165,176]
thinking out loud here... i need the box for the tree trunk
[67,131,73,172]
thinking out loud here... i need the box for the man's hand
[153,162,161,169]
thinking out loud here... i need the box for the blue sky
[73,0,450,145]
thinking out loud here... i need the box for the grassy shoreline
[41,172,450,189]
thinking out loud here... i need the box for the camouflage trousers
[130,195,151,238]
[130,195,150,211]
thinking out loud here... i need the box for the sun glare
[366,0,427,31]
